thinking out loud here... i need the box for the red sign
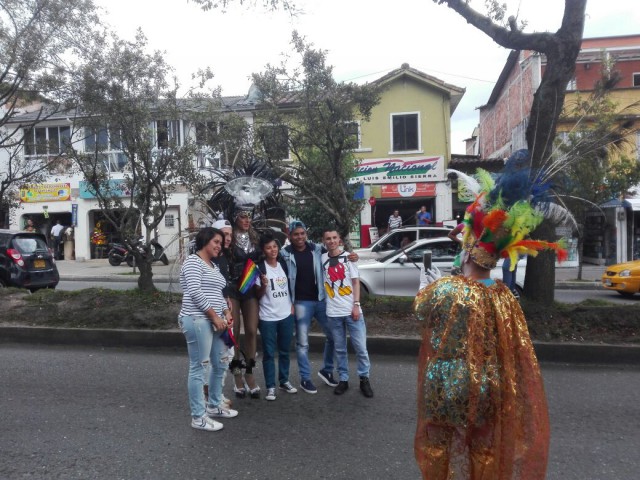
[380,183,436,198]
[368,196,376,206]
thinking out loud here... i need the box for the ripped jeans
[178,315,227,418]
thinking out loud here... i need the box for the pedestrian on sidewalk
[179,227,238,432]
[321,229,373,398]
[255,231,297,401]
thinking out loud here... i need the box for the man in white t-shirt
[50,219,65,260]
[321,229,373,398]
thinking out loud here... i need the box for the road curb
[2,326,638,365]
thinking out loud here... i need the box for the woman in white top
[179,227,238,431]
[255,232,297,401]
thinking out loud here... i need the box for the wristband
[354,301,361,306]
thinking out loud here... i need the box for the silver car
[354,226,453,261]
[357,238,524,298]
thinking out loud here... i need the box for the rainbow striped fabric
[238,259,259,294]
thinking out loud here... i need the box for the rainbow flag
[238,259,259,294]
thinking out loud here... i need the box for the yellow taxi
[601,260,640,297]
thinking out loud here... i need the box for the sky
[95,0,640,154]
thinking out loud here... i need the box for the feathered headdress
[451,149,570,271]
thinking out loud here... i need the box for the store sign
[20,183,71,203]
[352,156,444,184]
[79,179,132,199]
[381,183,436,198]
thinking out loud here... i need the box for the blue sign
[72,204,78,226]
[79,179,132,199]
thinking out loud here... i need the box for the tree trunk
[137,256,156,293]
[523,222,556,303]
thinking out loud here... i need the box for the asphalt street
[1,344,639,480]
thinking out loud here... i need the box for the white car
[357,238,525,298]
[354,226,453,261]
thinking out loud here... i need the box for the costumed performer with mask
[413,155,568,480]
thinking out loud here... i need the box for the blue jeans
[328,314,370,381]
[295,300,335,381]
[178,315,227,418]
[502,258,518,290]
[259,314,295,388]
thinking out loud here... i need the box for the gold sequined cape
[413,276,549,480]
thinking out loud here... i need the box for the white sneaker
[265,387,276,401]
[279,381,298,394]
[191,416,223,432]
[206,405,239,418]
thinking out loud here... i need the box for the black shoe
[334,380,349,395]
[359,377,373,398]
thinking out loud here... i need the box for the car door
[382,239,459,296]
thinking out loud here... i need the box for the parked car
[0,229,59,291]
[601,259,640,297]
[354,226,453,261]
[357,237,525,298]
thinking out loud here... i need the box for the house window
[23,126,71,157]
[165,214,175,228]
[633,73,640,87]
[195,121,218,146]
[391,113,420,152]
[84,127,128,173]
[259,124,289,160]
[566,77,577,90]
[345,121,361,150]
[155,120,181,148]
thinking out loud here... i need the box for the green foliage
[252,32,381,248]
[0,0,101,224]
[64,32,209,291]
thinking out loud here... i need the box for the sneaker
[318,370,339,387]
[265,387,277,401]
[206,405,239,418]
[191,416,223,432]
[334,380,349,395]
[279,381,298,394]
[300,379,317,394]
[221,395,232,408]
[359,376,374,398]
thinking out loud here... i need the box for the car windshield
[378,240,420,262]
[11,236,48,254]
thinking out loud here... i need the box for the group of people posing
[178,212,373,432]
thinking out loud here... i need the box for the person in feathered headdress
[412,150,566,480]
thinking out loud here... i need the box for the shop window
[391,112,420,152]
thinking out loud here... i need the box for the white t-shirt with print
[256,262,292,322]
[321,251,360,317]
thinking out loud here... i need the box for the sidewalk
[55,258,607,289]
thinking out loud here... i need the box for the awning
[626,198,640,211]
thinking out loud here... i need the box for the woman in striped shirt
[179,227,238,431]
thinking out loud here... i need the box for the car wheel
[360,285,370,302]
[126,256,136,268]
[617,291,636,298]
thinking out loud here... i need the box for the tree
[65,32,204,292]
[555,76,640,279]
[0,0,101,225]
[432,0,587,302]
[251,32,381,248]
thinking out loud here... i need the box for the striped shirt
[179,254,227,317]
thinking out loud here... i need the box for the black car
[0,229,59,291]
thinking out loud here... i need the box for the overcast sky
[96,0,640,154]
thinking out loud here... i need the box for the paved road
[1,345,638,479]
[57,280,640,305]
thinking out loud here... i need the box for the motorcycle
[108,237,169,267]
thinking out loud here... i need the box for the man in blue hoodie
[282,221,345,393]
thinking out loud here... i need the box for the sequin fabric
[413,276,549,480]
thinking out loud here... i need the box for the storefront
[351,155,452,247]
